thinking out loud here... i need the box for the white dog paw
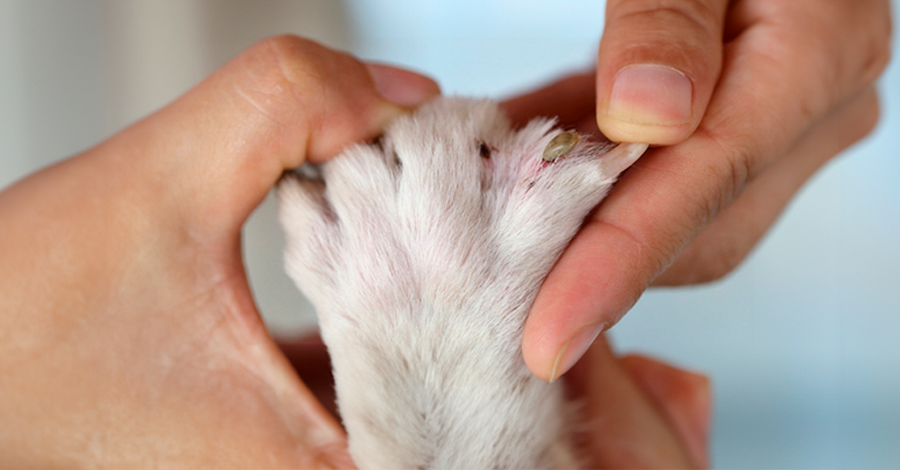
[278,97,646,469]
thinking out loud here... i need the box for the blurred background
[1,0,897,467]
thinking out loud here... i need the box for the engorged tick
[542,132,579,162]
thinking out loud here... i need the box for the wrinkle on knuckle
[666,244,741,286]
[753,4,884,120]
[236,35,347,117]
[598,218,651,260]
[262,35,330,102]
[861,22,893,85]
[225,37,312,126]
[692,129,753,223]
[613,0,724,41]
[696,242,746,284]
[589,217,673,283]
[824,88,882,158]
[849,0,893,84]
[618,154,741,283]
[814,0,891,101]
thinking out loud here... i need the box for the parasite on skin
[542,132,579,162]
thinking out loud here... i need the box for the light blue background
[1,1,897,467]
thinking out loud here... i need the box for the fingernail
[366,63,440,108]
[607,64,692,126]
[549,322,607,382]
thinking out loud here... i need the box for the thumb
[100,35,439,235]
[595,0,727,144]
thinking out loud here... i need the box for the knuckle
[694,129,754,223]
[860,92,882,136]
[621,354,712,406]
[239,35,363,102]
[682,239,747,285]
[258,35,332,87]
[861,21,893,83]
[723,149,753,207]
[657,239,744,286]
[667,366,711,405]
[838,0,893,87]
[852,90,882,142]
[613,0,723,40]
[232,35,377,136]
[829,88,882,158]
[234,35,324,103]
[695,243,746,284]
[256,34,318,57]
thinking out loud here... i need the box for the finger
[97,36,439,236]
[564,336,696,468]
[523,2,890,381]
[656,86,881,285]
[499,71,611,137]
[500,72,595,127]
[595,0,729,144]
[619,355,712,469]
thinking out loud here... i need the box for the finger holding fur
[98,36,437,238]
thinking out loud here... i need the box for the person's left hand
[0,36,439,468]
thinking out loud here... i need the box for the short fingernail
[607,64,692,126]
[549,322,607,382]
[366,63,440,108]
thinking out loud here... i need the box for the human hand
[511,0,891,381]
[0,36,438,468]
[566,336,710,469]
[281,333,711,469]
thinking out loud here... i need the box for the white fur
[278,98,647,469]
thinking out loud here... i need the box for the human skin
[0,36,709,468]
[519,0,893,382]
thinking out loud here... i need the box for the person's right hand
[510,0,891,382]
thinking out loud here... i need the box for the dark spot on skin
[372,133,402,168]
[370,133,385,151]
[515,375,530,394]
[399,355,410,372]
[478,140,491,159]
